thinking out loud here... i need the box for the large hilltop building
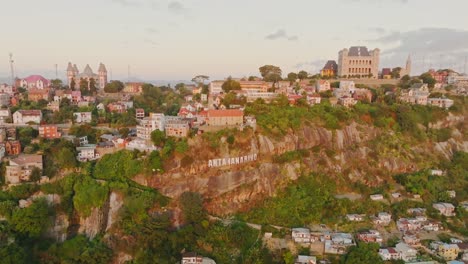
[338,46,380,78]
[67,62,107,90]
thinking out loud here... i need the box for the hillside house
[5,154,43,184]
[292,228,311,243]
[433,203,456,217]
[13,110,42,124]
[74,112,92,124]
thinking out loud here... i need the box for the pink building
[20,75,50,90]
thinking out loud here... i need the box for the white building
[0,93,10,107]
[395,242,418,262]
[13,110,42,124]
[433,203,456,217]
[0,109,11,123]
[428,98,454,109]
[19,75,50,89]
[338,46,380,78]
[295,255,317,264]
[137,113,165,140]
[315,80,331,92]
[77,145,100,162]
[292,228,311,243]
[73,112,92,124]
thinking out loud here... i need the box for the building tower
[405,55,412,77]
[98,63,108,90]
[66,62,76,88]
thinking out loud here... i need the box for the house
[165,119,190,138]
[437,244,460,261]
[407,208,427,215]
[39,125,61,139]
[137,114,165,140]
[381,68,392,79]
[13,110,42,124]
[0,93,10,107]
[126,138,158,152]
[307,93,322,105]
[428,98,454,109]
[74,112,92,124]
[373,212,392,225]
[430,169,444,176]
[316,80,331,92]
[433,203,456,217]
[357,230,383,245]
[77,145,100,162]
[392,192,402,198]
[447,190,456,198]
[403,232,420,246]
[292,228,311,243]
[124,82,143,94]
[181,252,203,264]
[5,154,43,184]
[346,214,364,222]
[136,108,145,119]
[370,194,384,201]
[395,242,418,262]
[107,102,127,113]
[20,75,50,89]
[0,109,11,123]
[28,88,51,102]
[206,109,243,126]
[353,88,373,102]
[400,83,429,105]
[339,81,356,93]
[5,140,21,155]
[324,233,355,254]
[338,96,357,107]
[379,248,401,261]
[397,218,422,232]
[295,255,317,264]
[320,60,338,77]
[47,101,60,112]
[0,83,16,95]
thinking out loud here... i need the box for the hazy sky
[1,0,468,82]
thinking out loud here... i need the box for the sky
[1,0,468,82]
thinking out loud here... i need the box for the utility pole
[55,64,58,79]
[9,53,15,87]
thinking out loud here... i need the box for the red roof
[18,110,41,116]
[23,75,50,86]
[207,109,243,117]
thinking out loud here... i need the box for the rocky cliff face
[75,191,124,239]
[147,117,467,215]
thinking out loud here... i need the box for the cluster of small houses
[284,193,468,264]
[289,210,468,263]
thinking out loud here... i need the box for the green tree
[70,78,76,89]
[104,80,125,93]
[50,79,64,89]
[191,75,209,87]
[30,167,42,182]
[287,72,298,83]
[11,198,50,238]
[180,192,206,224]
[79,78,88,94]
[0,244,27,264]
[89,78,97,94]
[344,243,383,264]
[391,67,402,79]
[259,65,282,83]
[221,77,241,93]
[151,130,166,147]
[56,147,78,169]
[49,235,113,264]
[298,70,308,80]
[419,72,436,88]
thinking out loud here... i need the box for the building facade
[67,62,107,90]
[338,46,380,78]
[39,125,61,139]
[13,110,42,124]
[5,154,43,184]
[206,109,243,126]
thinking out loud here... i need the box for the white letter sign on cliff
[208,153,258,168]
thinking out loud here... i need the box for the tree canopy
[259,65,282,82]
[221,77,241,93]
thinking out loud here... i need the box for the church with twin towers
[66,62,108,90]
